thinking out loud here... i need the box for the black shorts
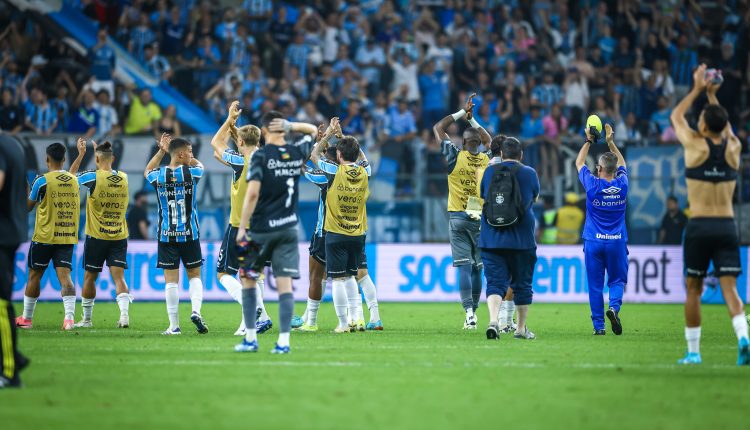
[157,240,204,270]
[27,242,74,270]
[239,227,299,279]
[83,236,128,272]
[217,225,240,275]
[359,243,368,269]
[325,232,365,278]
[684,218,742,278]
[309,232,326,265]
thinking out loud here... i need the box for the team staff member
[69,139,133,328]
[481,137,540,340]
[16,143,80,331]
[145,134,208,335]
[210,101,272,336]
[0,134,29,388]
[556,193,585,245]
[575,124,628,336]
[670,64,748,365]
[235,112,317,354]
[433,94,491,330]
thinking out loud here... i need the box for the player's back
[79,169,129,240]
[148,164,204,242]
[684,135,740,218]
[31,171,80,244]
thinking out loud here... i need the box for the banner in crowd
[12,243,748,303]
[627,145,687,229]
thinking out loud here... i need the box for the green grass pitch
[3,302,749,429]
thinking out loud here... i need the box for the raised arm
[69,137,87,174]
[670,64,706,146]
[268,118,319,136]
[310,119,339,166]
[464,94,490,146]
[144,133,170,178]
[211,101,241,158]
[604,124,625,168]
[575,128,594,172]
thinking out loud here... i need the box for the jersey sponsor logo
[267,158,304,169]
[56,174,72,182]
[592,198,626,207]
[495,194,504,204]
[107,175,124,184]
[268,213,298,228]
[345,168,361,180]
[602,186,621,194]
[595,233,622,240]
[704,167,726,178]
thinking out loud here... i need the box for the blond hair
[230,124,260,148]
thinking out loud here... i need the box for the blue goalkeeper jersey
[147,164,204,242]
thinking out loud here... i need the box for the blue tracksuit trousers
[583,240,628,331]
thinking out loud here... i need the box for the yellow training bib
[32,171,80,244]
[324,164,369,236]
[448,151,489,212]
[84,170,129,240]
[229,155,250,228]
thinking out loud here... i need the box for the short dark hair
[490,134,506,157]
[337,136,360,163]
[134,190,149,200]
[667,195,678,203]
[501,137,523,160]
[168,137,191,153]
[261,110,285,129]
[324,145,338,161]
[46,142,66,162]
[598,152,618,175]
[702,104,728,134]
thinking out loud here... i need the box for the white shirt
[564,79,589,109]
[93,102,118,136]
[390,62,420,101]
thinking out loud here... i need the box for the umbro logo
[346,169,361,179]
[56,174,72,182]
[602,186,621,194]
[107,175,123,184]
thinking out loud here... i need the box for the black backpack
[483,163,524,228]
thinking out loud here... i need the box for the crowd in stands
[1,0,749,196]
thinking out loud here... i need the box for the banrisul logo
[107,175,123,184]
[56,174,72,182]
[602,186,621,194]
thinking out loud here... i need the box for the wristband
[282,120,292,133]
[451,109,467,121]
[468,117,480,128]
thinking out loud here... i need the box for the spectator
[160,5,187,57]
[426,33,454,74]
[649,96,673,143]
[384,98,418,195]
[0,87,22,134]
[532,72,563,114]
[474,102,500,136]
[88,26,116,100]
[340,99,365,138]
[387,48,419,102]
[668,34,697,94]
[243,0,273,36]
[195,36,222,92]
[144,44,172,82]
[23,88,57,135]
[284,33,311,80]
[124,88,161,135]
[227,24,255,70]
[214,7,237,42]
[68,89,99,138]
[555,192,585,245]
[418,61,449,128]
[128,13,157,63]
[520,104,545,169]
[563,68,589,130]
[93,89,120,137]
[127,191,150,240]
[296,101,326,125]
[658,195,688,245]
[156,104,181,138]
[540,104,568,184]
[355,38,386,94]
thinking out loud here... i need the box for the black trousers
[0,245,22,386]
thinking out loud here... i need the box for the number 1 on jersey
[285,177,294,208]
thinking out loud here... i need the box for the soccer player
[16,143,80,330]
[210,101,272,336]
[575,124,628,336]
[670,64,748,365]
[234,112,317,354]
[68,138,133,328]
[433,94,490,329]
[310,119,373,333]
[144,134,208,335]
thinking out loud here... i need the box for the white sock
[188,278,203,315]
[498,300,507,326]
[165,283,179,330]
[81,298,95,321]
[731,314,749,341]
[62,295,76,320]
[257,278,269,320]
[306,298,321,325]
[277,331,290,348]
[358,275,380,322]
[220,274,243,303]
[244,327,257,343]
[685,326,701,354]
[344,276,359,324]
[23,296,37,319]
[332,278,348,328]
[465,307,475,318]
[116,293,132,317]
[506,301,516,325]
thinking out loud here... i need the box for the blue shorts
[481,248,537,305]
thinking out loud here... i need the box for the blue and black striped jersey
[146,164,204,242]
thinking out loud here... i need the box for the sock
[257,279,269,321]
[515,304,529,334]
[116,293,132,317]
[306,298,321,326]
[498,300,508,327]
[358,275,380,322]
[165,283,179,330]
[277,292,293,346]
[471,265,483,311]
[62,295,76,320]
[458,265,473,311]
[188,278,203,315]
[506,301,516,326]
[219,274,243,303]
[731,314,749,341]
[242,288,258,343]
[344,277,359,324]
[23,296,37,319]
[356,297,364,323]
[332,278,348,328]
[685,326,701,354]
[81,298,95,321]
[487,295,501,325]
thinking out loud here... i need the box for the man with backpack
[480,136,540,340]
